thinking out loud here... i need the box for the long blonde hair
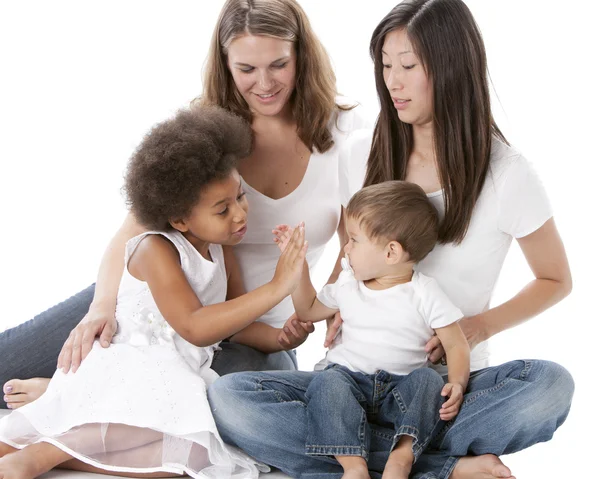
[197,0,349,153]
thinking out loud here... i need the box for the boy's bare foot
[3,379,50,409]
[450,455,515,479]
[337,456,370,479]
[382,460,411,479]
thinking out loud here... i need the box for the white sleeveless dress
[0,231,266,478]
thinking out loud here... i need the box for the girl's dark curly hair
[125,106,252,230]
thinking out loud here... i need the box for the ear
[385,241,405,265]
[169,218,189,233]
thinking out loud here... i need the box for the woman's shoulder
[488,136,530,183]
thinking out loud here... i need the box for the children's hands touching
[273,223,296,253]
[273,225,308,295]
[439,382,464,421]
[277,313,315,350]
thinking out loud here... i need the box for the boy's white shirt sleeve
[497,154,553,238]
[420,275,464,329]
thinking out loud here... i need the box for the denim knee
[526,360,574,424]
[208,373,260,441]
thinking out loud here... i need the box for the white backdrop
[0,1,597,477]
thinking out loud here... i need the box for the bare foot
[3,379,50,409]
[382,460,411,479]
[0,443,17,459]
[341,469,370,479]
[450,455,515,479]
[0,450,43,479]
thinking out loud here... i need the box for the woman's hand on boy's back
[272,225,308,296]
[57,307,117,374]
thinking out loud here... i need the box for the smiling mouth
[254,90,281,99]
[233,225,247,235]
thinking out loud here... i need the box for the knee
[307,369,354,401]
[208,373,260,439]
[533,360,574,413]
[409,367,445,392]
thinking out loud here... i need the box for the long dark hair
[365,0,507,244]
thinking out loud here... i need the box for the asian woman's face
[227,34,296,118]
[382,29,433,127]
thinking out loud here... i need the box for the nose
[384,65,403,92]
[232,202,247,223]
[343,241,351,254]
[257,69,274,91]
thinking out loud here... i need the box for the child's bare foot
[3,379,50,409]
[0,443,16,458]
[336,455,370,479]
[450,455,515,479]
[382,460,411,479]
[382,436,413,479]
[0,450,43,479]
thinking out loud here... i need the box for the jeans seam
[439,456,459,479]
[520,360,533,381]
[257,378,308,406]
[462,378,509,408]
[391,426,423,460]
[305,445,368,459]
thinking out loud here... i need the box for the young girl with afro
[0,106,309,479]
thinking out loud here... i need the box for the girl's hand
[57,308,118,373]
[439,382,464,421]
[273,223,298,253]
[324,311,343,347]
[277,313,315,350]
[273,226,308,295]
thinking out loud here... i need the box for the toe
[3,379,22,395]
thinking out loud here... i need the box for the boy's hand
[273,223,302,253]
[439,382,464,421]
[277,313,315,350]
[273,226,308,295]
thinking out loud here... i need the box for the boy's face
[174,169,249,250]
[343,217,388,281]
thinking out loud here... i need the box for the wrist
[89,299,116,317]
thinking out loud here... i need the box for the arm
[130,228,307,347]
[58,212,146,372]
[434,322,470,420]
[461,218,571,348]
[291,261,339,323]
[222,245,314,352]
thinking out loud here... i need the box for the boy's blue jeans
[305,365,444,463]
[208,359,574,479]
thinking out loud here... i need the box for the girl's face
[173,169,249,251]
[381,29,433,127]
[227,34,297,118]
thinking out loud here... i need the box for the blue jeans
[208,360,574,479]
[306,365,444,463]
[0,284,297,408]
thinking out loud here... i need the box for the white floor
[0,409,291,479]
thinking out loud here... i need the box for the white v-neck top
[233,99,372,328]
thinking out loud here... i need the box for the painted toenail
[4,385,12,393]
[6,404,12,409]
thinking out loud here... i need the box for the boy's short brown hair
[346,181,439,262]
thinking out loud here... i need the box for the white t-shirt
[233,98,372,328]
[317,259,462,375]
[338,135,553,371]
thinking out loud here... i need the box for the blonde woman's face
[227,35,296,118]
[382,29,433,127]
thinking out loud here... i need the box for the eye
[382,63,391,69]
[239,67,255,73]
[237,191,246,200]
[218,207,229,216]
[402,64,416,70]
[350,238,357,243]
[272,62,288,69]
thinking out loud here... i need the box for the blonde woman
[1,0,370,410]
